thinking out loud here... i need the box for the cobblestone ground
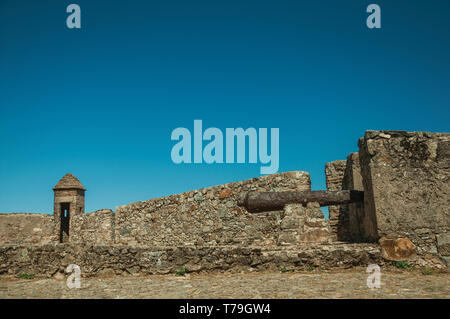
[0,268,449,299]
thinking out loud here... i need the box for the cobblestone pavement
[0,268,449,299]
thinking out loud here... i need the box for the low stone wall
[0,243,385,278]
[79,209,114,244]
[358,130,450,262]
[0,213,56,246]
[114,171,311,247]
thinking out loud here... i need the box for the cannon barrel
[238,190,364,213]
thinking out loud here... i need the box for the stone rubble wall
[0,213,56,246]
[0,243,385,278]
[278,203,331,245]
[78,209,115,244]
[358,130,450,265]
[114,171,311,247]
[325,160,351,241]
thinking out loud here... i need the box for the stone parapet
[0,213,56,246]
[114,171,311,247]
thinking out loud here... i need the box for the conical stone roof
[53,173,86,190]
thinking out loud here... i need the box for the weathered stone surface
[79,209,114,244]
[325,160,350,241]
[2,270,449,299]
[53,272,65,281]
[325,154,365,243]
[114,171,311,247]
[53,173,86,190]
[358,131,450,258]
[0,243,385,278]
[1,171,312,248]
[0,213,56,245]
[437,233,450,256]
[219,189,232,199]
[325,161,347,192]
[278,203,331,245]
[441,256,450,267]
[379,237,416,261]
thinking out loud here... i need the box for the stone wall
[0,213,56,245]
[0,243,384,278]
[0,172,319,248]
[0,210,115,246]
[1,130,449,270]
[278,203,331,245]
[114,171,311,247]
[79,209,114,244]
[358,130,450,264]
[325,160,351,241]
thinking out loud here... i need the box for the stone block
[358,131,450,251]
[436,233,450,256]
[379,237,416,261]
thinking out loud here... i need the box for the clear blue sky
[1,0,449,216]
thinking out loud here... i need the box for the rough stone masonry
[0,130,449,278]
[325,130,450,267]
